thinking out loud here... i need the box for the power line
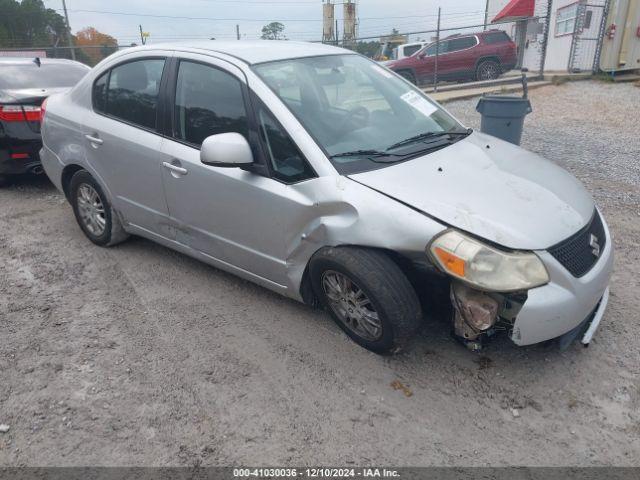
[3,8,508,23]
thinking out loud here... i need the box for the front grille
[548,210,606,277]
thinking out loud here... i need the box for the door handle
[163,161,188,175]
[84,134,103,145]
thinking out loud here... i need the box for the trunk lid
[0,87,68,135]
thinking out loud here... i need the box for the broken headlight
[428,230,549,292]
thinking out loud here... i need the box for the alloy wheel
[321,270,383,341]
[479,62,499,80]
[77,183,106,236]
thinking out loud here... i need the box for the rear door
[82,54,173,236]
[437,36,478,78]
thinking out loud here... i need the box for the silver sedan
[40,41,613,354]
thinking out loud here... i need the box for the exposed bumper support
[581,287,609,346]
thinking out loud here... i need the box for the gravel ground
[1,80,639,467]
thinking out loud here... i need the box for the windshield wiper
[387,128,473,151]
[330,149,402,159]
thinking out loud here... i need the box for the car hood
[348,132,595,250]
[0,87,70,104]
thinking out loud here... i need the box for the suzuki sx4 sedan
[40,42,613,354]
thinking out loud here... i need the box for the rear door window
[446,37,477,52]
[100,58,166,131]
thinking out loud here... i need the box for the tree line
[0,0,118,65]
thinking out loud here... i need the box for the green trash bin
[475,95,532,145]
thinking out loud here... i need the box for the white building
[487,0,609,72]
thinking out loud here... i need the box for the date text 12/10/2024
[233,468,401,478]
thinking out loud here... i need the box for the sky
[42,0,503,45]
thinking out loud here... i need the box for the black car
[0,57,90,186]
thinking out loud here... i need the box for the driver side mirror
[200,132,254,168]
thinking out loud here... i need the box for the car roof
[0,57,90,68]
[442,30,506,40]
[126,40,351,65]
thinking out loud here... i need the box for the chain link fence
[329,0,555,90]
[1,1,614,81]
[568,0,610,73]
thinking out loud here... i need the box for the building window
[583,10,593,29]
[556,3,579,36]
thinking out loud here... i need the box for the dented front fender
[283,175,447,300]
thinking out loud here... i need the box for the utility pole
[139,25,146,45]
[483,0,490,30]
[434,7,441,92]
[236,24,240,40]
[61,0,76,60]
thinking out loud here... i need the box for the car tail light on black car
[0,104,44,123]
[40,98,48,122]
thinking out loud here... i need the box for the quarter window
[484,31,510,44]
[173,61,249,146]
[92,71,108,112]
[257,107,314,183]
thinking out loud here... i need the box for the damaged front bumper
[557,287,610,349]
[450,218,614,349]
[510,236,613,346]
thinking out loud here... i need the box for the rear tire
[397,70,417,85]
[0,175,10,187]
[69,170,129,247]
[309,247,422,355]
[476,60,501,81]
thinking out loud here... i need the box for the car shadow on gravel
[1,172,55,191]
[119,234,575,374]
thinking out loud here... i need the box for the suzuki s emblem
[589,234,601,258]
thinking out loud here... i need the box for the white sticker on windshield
[400,90,437,118]
[371,64,394,78]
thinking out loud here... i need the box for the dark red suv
[386,30,517,85]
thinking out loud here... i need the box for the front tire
[309,247,422,354]
[0,175,9,187]
[397,70,417,85]
[69,170,129,247]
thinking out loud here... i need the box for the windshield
[253,54,466,174]
[0,63,89,90]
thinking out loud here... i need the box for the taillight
[40,98,48,123]
[0,104,43,122]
